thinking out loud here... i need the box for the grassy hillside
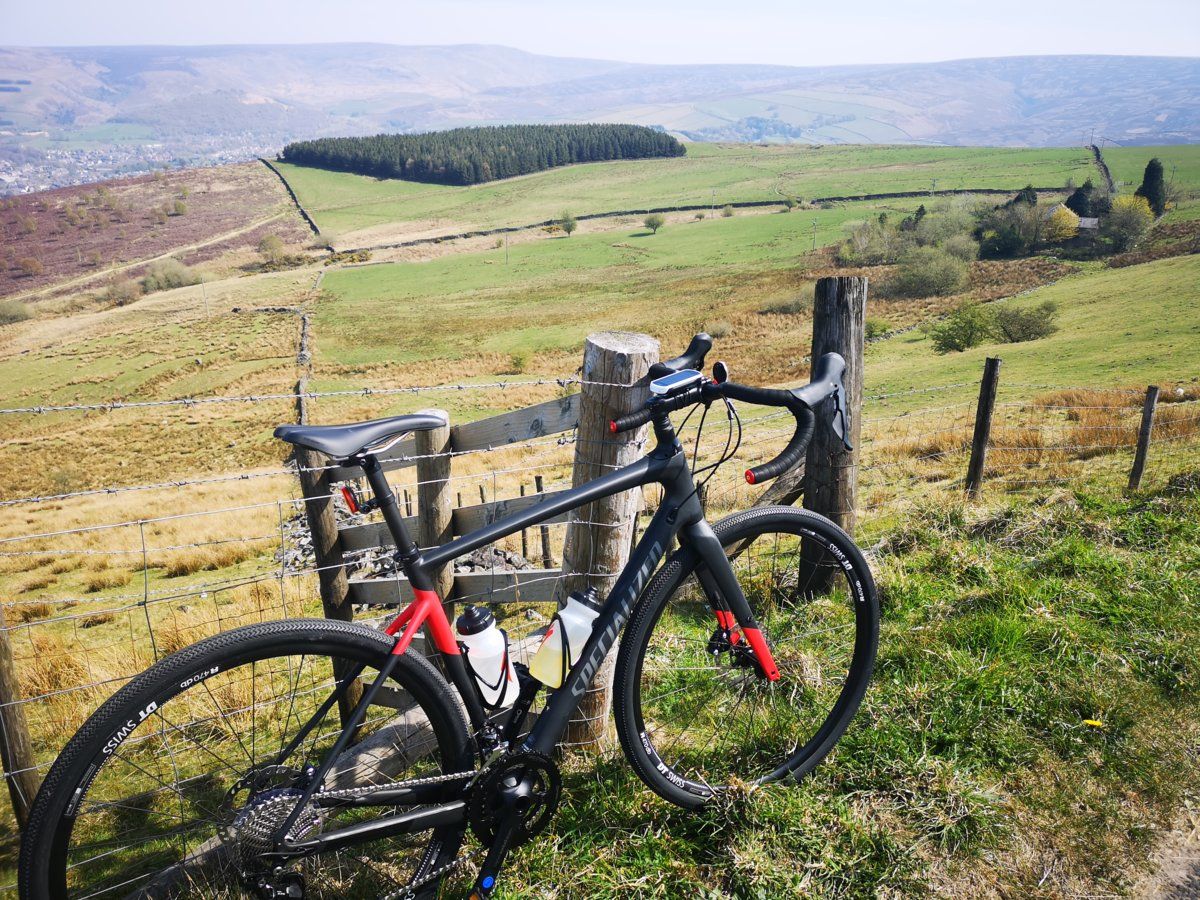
[276,143,1096,244]
[1103,144,1200,196]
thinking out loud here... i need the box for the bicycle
[20,334,879,899]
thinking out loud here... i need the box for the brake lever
[831,381,853,452]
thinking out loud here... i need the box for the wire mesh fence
[0,364,1198,888]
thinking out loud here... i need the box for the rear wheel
[615,506,878,808]
[19,618,473,899]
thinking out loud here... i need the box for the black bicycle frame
[269,412,767,858]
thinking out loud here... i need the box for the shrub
[940,234,979,262]
[557,210,577,236]
[1104,195,1154,252]
[1043,207,1080,244]
[890,247,969,298]
[781,197,796,211]
[979,224,1028,260]
[993,301,1060,343]
[0,300,31,325]
[141,258,200,293]
[694,211,706,221]
[643,213,665,234]
[929,302,994,353]
[171,199,188,216]
[16,256,43,277]
[759,297,811,316]
[865,318,890,341]
[705,321,732,339]
[103,279,143,306]
[257,234,285,264]
[721,205,734,217]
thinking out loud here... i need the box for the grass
[485,475,1200,897]
[275,143,1096,244]
[1102,144,1200,198]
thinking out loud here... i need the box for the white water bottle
[529,587,603,689]
[454,606,517,708]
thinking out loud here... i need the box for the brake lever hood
[791,352,853,451]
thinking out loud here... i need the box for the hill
[2,44,1198,191]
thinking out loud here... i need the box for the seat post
[358,454,434,591]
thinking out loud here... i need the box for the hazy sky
[3,0,1198,66]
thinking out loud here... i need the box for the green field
[866,254,1200,398]
[316,197,928,366]
[1103,144,1200,196]
[276,143,1096,243]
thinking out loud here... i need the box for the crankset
[466,750,561,848]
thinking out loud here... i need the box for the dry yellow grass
[81,568,131,592]
[11,601,54,623]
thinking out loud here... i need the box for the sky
[2,0,1197,66]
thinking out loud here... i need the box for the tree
[782,197,796,211]
[929,302,994,353]
[694,211,705,221]
[1065,178,1096,217]
[172,199,188,216]
[1103,195,1153,252]
[557,210,577,237]
[890,247,969,298]
[257,234,286,264]
[1006,185,1039,207]
[993,301,1059,343]
[103,279,142,306]
[141,258,200,293]
[1043,206,1080,243]
[721,205,734,218]
[643,213,665,234]
[1134,158,1167,217]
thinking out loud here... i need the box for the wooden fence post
[803,276,866,534]
[561,331,658,749]
[1128,385,1160,492]
[296,446,358,725]
[965,357,1002,497]
[414,411,454,618]
[534,475,553,569]
[0,609,40,827]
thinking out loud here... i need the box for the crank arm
[470,810,522,899]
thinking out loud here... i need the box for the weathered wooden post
[965,357,1002,497]
[561,332,658,748]
[0,610,38,828]
[1127,385,1160,492]
[519,485,530,561]
[804,276,866,534]
[414,411,454,615]
[296,447,358,724]
[534,475,553,569]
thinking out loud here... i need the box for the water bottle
[529,587,603,689]
[454,605,517,708]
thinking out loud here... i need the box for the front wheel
[615,506,879,808]
[19,618,473,899]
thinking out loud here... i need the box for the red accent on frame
[384,588,461,656]
[714,609,742,645]
[744,469,756,485]
[742,627,780,681]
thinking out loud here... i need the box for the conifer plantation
[281,124,686,185]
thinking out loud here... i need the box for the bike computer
[650,368,704,396]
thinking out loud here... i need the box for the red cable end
[744,470,756,485]
[609,420,618,434]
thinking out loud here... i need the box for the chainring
[466,751,561,847]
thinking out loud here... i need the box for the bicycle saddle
[274,412,447,459]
